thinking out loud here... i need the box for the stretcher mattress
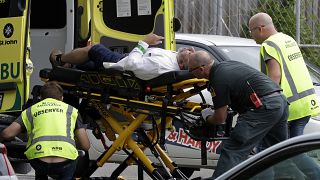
[39,66,196,98]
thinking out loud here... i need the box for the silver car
[216,132,320,180]
[86,33,320,178]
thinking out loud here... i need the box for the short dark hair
[40,81,63,100]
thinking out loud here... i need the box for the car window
[249,149,320,179]
[305,60,320,84]
[216,46,261,71]
[310,72,320,85]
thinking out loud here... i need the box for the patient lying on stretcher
[49,33,195,80]
[44,34,214,150]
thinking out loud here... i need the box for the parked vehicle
[216,132,320,180]
[0,143,18,180]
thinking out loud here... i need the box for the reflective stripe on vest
[264,41,315,103]
[25,105,75,148]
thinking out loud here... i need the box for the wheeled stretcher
[35,66,233,180]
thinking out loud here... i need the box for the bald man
[249,12,320,138]
[188,51,288,178]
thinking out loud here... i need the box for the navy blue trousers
[77,44,127,70]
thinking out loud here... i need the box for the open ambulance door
[91,0,176,52]
[0,0,32,113]
[76,0,91,48]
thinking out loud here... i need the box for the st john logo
[3,23,13,38]
[0,23,17,46]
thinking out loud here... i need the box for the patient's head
[177,47,195,70]
[188,50,213,79]
[40,81,64,100]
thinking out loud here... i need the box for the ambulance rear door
[29,0,74,89]
[91,0,176,52]
[0,0,32,113]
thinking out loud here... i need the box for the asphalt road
[17,163,214,179]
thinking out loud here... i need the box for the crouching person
[0,81,90,180]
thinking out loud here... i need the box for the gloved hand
[201,108,214,121]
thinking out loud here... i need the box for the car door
[0,0,32,112]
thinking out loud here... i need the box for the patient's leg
[50,46,91,66]
[50,44,125,69]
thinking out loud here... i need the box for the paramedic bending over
[49,33,193,80]
[188,50,288,179]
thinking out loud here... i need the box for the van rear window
[103,0,162,34]
[0,0,24,18]
[30,0,66,29]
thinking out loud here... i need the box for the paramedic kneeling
[188,51,288,179]
[0,81,90,180]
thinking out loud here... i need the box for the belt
[261,91,282,98]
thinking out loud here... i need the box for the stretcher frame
[36,66,232,180]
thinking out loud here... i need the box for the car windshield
[249,149,320,179]
[306,62,320,85]
[217,46,261,71]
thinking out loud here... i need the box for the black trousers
[212,94,289,178]
[29,157,78,180]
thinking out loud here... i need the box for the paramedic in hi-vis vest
[0,81,90,180]
[249,12,320,138]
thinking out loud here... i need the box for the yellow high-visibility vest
[260,32,320,121]
[22,98,78,160]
